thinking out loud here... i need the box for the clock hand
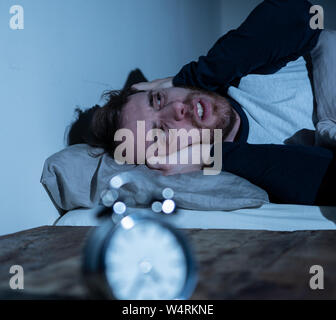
[127,274,145,299]
[147,268,162,283]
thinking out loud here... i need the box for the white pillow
[41,144,269,214]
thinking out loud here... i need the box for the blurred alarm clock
[82,214,198,300]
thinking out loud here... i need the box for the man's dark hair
[66,69,147,158]
[66,88,138,157]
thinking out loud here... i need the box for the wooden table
[0,226,335,299]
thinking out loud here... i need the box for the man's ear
[122,69,148,90]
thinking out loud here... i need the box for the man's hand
[147,159,203,176]
[132,77,173,91]
[146,143,212,176]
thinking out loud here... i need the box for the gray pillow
[311,30,336,148]
[41,144,269,214]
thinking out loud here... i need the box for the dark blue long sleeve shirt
[173,0,321,94]
[172,0,335,205]
[220,143,335,205]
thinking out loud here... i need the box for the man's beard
[183,89,237,143]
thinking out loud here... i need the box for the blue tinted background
[0,0,335,235]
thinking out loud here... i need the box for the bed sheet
[55,203,336,231]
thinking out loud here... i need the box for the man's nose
[171,101,187,121]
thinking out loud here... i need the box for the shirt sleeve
[173,0,321,94]
[219,142,333,205]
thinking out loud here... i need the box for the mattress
[55,203,336,231]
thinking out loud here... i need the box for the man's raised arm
[173,0,321,94]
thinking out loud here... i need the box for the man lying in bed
[87,0,336,206]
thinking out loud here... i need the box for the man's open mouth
[193,98,210,122]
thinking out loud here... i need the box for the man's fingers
[147,162,178,176]
[132,82,153,91]
[146,158,168,170]
[156,77,173,89]
[146,157,179,175]
[132,77,173,91]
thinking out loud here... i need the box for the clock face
[104,219,188,300]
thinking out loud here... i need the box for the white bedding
[55,204,336,231]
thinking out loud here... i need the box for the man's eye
[150,92,163,109]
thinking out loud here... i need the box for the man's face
[119,87,239,162]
